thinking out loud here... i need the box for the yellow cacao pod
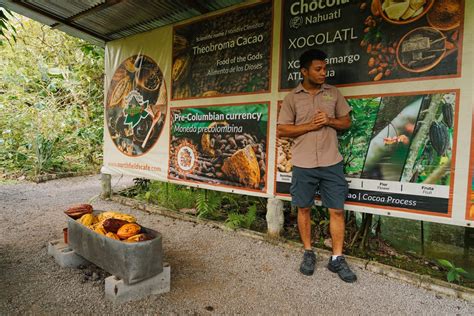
[94,226,107,235]
[77,214,96,227]
[106,232,120,240]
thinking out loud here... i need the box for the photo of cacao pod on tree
[355,92,455,185]
[168,104,268,192]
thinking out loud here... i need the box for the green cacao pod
[429,122,449,156]
[441,102,454,128]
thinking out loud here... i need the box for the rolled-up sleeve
[335,89,352,118]
[278,95,295,125]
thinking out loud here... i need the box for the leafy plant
[0,14,104,178]
[0,8,17,46]
[437,259,474,283]
[196,189,222,219]
[225,204,257,230]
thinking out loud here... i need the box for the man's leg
[327,208,357,282]
[297,207,312,250]
[328,208,344,256]
[291,166,318,276]
[297,206,316,276]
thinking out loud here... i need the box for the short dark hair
[299,49,327,70]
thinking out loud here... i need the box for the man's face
[301,60,326,86]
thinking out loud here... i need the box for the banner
[468,116,474,220]
[102,0,474,226]
[275,90,458,216]
[280,0,464,89]
[169,103,269,192]
[171,1,273,99]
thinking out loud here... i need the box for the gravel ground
[1,174,473,315]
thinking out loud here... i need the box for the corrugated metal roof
[1,0,246,46]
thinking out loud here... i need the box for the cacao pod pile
[441,102,454,128]
[65,206,153,242]
[429,121,449,156]
[64,204,93,219]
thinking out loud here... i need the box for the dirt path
[1,175,473,314]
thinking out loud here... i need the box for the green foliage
[437,259,474,283]
[339,98,381,177]
[196,190,222,219]
[136,181,197,211]
[0,8,17,46]
[225,204,257,230]
[0,15,104,178]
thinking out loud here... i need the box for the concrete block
[266,198,284,238]
[105,263,171,304]
[47,239,89,268]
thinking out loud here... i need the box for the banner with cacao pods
[102,0,474,226]
[275,90,458,216]
[171,1,273,100]
[168,103,269,192]
[280,0,464,89]
[102,26,172,180]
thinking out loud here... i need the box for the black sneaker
[327,256,357,283]
[299,250,316,276]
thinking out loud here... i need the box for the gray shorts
[290,161,348,210]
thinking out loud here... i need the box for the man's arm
[313,112,351,130]
[277,122,318,138]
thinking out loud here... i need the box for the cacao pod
[105,232,121,240]
[429,122,449,156]
[442,102,454,128]
[64,204,93,219]
[117,223,141,239]
[103,218,129,233]
[77,213,96,227]
[125,233,152,242]
[94,225,107,235]
[97,211,136,223]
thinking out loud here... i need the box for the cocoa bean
[374,73,383,81]
[368,57,375,67]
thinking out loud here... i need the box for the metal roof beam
[10,0,111,42]
[65,0,124,22]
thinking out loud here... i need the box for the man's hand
[312,111,330,130]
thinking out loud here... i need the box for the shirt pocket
[295,103,314,124]
[320,100,336,118]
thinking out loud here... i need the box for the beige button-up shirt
[278,83,351,168]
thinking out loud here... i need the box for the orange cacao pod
[117,223,141,239]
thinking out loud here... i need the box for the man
[277,49,356,283]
